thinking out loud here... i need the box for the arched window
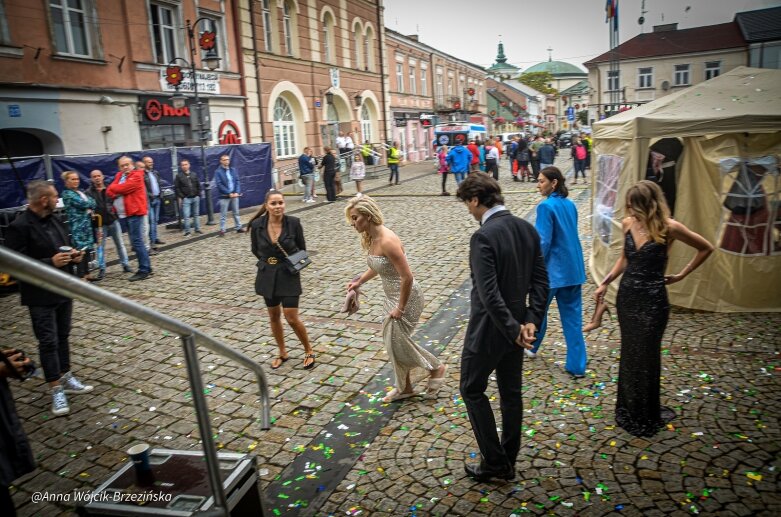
[353,22,363,69]
[273,97,296,158]
[282,0,297,57]
[360,104,372,143]
[323,11,335,64]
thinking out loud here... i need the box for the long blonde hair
[344,195,384,251]
[626,180,670,244]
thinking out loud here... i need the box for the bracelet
[396,306,405,312]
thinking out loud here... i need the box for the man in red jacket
[107,156,152,281]
[467,140,480,172]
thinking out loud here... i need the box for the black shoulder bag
[274,240,311,274]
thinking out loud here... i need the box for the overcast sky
[382,0,779,71]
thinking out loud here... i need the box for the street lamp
[164,18,221,225]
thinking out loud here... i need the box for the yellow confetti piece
[248,442,258,451]
[666,423,675,431]
[641,455,649,460]
[747,472,763,481]
[377,467,384,473]
[609,441,616,446]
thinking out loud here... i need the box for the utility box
[76,449,265,516]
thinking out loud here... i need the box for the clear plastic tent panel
[595,154,623,246]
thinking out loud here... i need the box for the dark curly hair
[455,173,504,208]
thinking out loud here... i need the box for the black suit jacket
[4,209,74,306]
[250,214,306,297]
[464,210,548,353]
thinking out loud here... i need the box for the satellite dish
[638,16,645,25]
[661,80,670,91]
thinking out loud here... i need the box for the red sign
[218,120,242,144]
[140,96,195,125]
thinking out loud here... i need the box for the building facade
[0,0,244,157]
[523,58,587,133]
[583,22,747,122]
[237,0,385,181]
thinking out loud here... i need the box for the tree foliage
[577,110,588,126]
[518,71,558,95]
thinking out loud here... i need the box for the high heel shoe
[583,301,612,332]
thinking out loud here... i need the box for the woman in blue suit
[527,167,587,377]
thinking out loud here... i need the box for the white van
[499,131,525,144]
[434,123,488,147]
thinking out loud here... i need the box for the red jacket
[467,144,479,164]
[106,169,148,217]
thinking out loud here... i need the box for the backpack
[518,149,530,162]
[575,145,587,160]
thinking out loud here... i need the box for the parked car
[557,132,574,148]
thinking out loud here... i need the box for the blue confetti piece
[576,476,583,484]
[616,504,624,510]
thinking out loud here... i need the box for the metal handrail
[0,246,271,517]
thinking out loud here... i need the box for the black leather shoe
[464,462,516,482]
[154,239,166,245]
[128,272,150,282]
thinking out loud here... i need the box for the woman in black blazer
[249,190,315,369]
[319,146,338,202]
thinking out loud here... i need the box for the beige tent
[591,66,781,312]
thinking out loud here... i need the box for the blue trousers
[148,197,161,243]
[219,197,241,231]
[531,284,587,375]
[181,196,201,233]
[126,215,151,274]
[98,220,129,270]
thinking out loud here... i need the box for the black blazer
[4,209,74,306]
[250,214,306,297]
[464,210,549,354]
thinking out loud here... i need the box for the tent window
[718,156,780,256]
[595,154,623,246]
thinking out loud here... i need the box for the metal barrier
[0,246,272,517]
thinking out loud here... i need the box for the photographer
[1,350,36,516]
[4,180,94,418]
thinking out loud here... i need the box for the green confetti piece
[277,494,289,499]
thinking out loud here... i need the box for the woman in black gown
[594,181,713,437]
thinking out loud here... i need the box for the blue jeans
[98,220,129,270]
[388,164,399,183]
[148,197,161,243]
[219,197,241,231]
[181,197,201,232]
[453,171,466,184]
[531,284,587,375]
[126,215,151,273]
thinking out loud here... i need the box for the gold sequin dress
[368,255,441,392]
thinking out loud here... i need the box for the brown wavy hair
[626,180,670,244]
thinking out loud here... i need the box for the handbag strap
[274,240,289,258]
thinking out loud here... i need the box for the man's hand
[515,325,533,350]
[71,250,85,264]
[0,350,31,378]
[52,252,72,268]
[522,323,538,345]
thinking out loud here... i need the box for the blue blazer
[214,167,241,198]
[535,193,586,289]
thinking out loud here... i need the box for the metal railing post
[181,334,229,515]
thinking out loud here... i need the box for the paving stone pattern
[1,156,779,516]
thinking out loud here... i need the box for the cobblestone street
[2,157,780,516]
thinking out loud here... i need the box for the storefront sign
[217,120,242,144]
[140,96,206,125]
[394,118,407,127]
[159,69,220,94]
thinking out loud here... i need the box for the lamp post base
[204,185,216,226]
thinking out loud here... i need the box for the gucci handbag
[275,241,311,274]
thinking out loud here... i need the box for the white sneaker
[51,386,70,416]
[61,371,94,394]
[524,349,537,359]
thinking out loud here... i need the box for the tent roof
[593,67,781,140]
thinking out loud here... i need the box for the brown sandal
[302,353,316,370]
[271,355,289,369]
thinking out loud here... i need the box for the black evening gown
[615,231,675,437]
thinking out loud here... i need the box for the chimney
[406,34,419,41]
[653,23,678,32]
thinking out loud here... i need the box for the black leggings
[441,173,449,192]
[263,296,300,308]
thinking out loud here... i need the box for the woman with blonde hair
[596,180,713,436]
[345,196,446,402]
[249,190,315,370]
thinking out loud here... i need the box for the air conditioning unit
[661,80,671,91]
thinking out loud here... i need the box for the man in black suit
[456,173,549,481]
[5,180,94,417]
